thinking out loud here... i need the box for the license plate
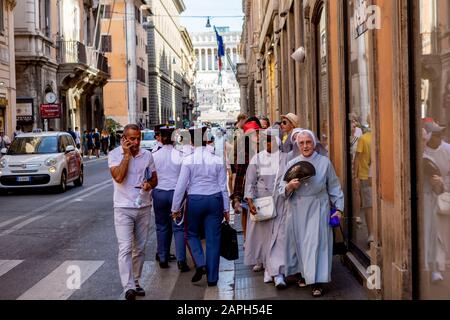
[17,176,31,182]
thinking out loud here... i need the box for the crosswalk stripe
[0,260,23,278]
[0,216,27,229]
[17,260,104,300]
[0,215,46,236]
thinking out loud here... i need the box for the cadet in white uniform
[171,126,230,287]
[152,127,190,272]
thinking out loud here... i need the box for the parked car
[140,129,157,151]
[0,132,83,193]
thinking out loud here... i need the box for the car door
[63,135,79,180]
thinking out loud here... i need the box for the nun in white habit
[279,130,344,297]
[244,130,287,287]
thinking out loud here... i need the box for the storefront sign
[40,104,61,119]
[16,102,33,122]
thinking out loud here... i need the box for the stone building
[14,0,108,132]
[240,0,450,299]
[180,26,196,128]
[101,0,150,128]
[0,0,16,137]
[146,0,185,128]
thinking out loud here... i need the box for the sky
[181,0,244,33]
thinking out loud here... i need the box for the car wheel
[74,166,84,187]
[58,171,67,193]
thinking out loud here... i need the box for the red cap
[243,121,261,134]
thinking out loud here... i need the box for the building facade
[14,0,108,133]
[192,27,241,125]
[146,0,185,129]
[180,26,196,128]
[101,0,149,128]
[0,0,16,137]
[240,0,450,299]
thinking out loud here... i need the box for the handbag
[437,192,450,216]
[250,161,281,222]
[251,196,276,222]
[220,222,239,261]
[333,225,348,256]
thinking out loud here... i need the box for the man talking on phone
[108,124,158,300]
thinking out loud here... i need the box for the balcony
[57,40,109,90]
[57,40,109,74]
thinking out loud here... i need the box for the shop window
[346,0,375,260]
[415,0,450,299]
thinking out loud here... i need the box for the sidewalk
[229,213,369,300]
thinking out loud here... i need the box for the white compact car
[0,132,83,193]
[140,130,157,151]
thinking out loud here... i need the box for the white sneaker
[431,272,444,282]
[274,275,287,289]
[253,264,263,272]
[264,271,273,283]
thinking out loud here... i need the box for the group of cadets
[150,125,229,287]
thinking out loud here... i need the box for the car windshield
[142,132,155,141]
[7,136,58,155]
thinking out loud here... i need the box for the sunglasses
[282,120,290,125]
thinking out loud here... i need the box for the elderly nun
[279,129,344,297]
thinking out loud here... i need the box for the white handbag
[437,192,450,216]
[251,196,276,222]
[250,162,280,222]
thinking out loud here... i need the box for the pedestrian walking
[244,130,286,287]
[93,128,101,158]
[171,126,230,287]
[280,129,344,297]
[109,124,158,301]
[13,125,23,139]
[74,127,81,150]
[101,129,110,155]
[87,130,94,158]
[152,126,190,272]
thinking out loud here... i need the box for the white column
[211,49,216,71]
[199,48,203,71]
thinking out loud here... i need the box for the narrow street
[0,159,366,300]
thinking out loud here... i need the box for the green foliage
[105,117,121,133]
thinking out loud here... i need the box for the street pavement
[0,157,367,300]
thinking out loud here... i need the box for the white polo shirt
[108,146,157,209]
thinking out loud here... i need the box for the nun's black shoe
[191,267,206,283]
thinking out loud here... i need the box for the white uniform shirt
[153,145,183,191]
[171,147,230,213]
[108,147,157,208]
[151,141,163,153]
